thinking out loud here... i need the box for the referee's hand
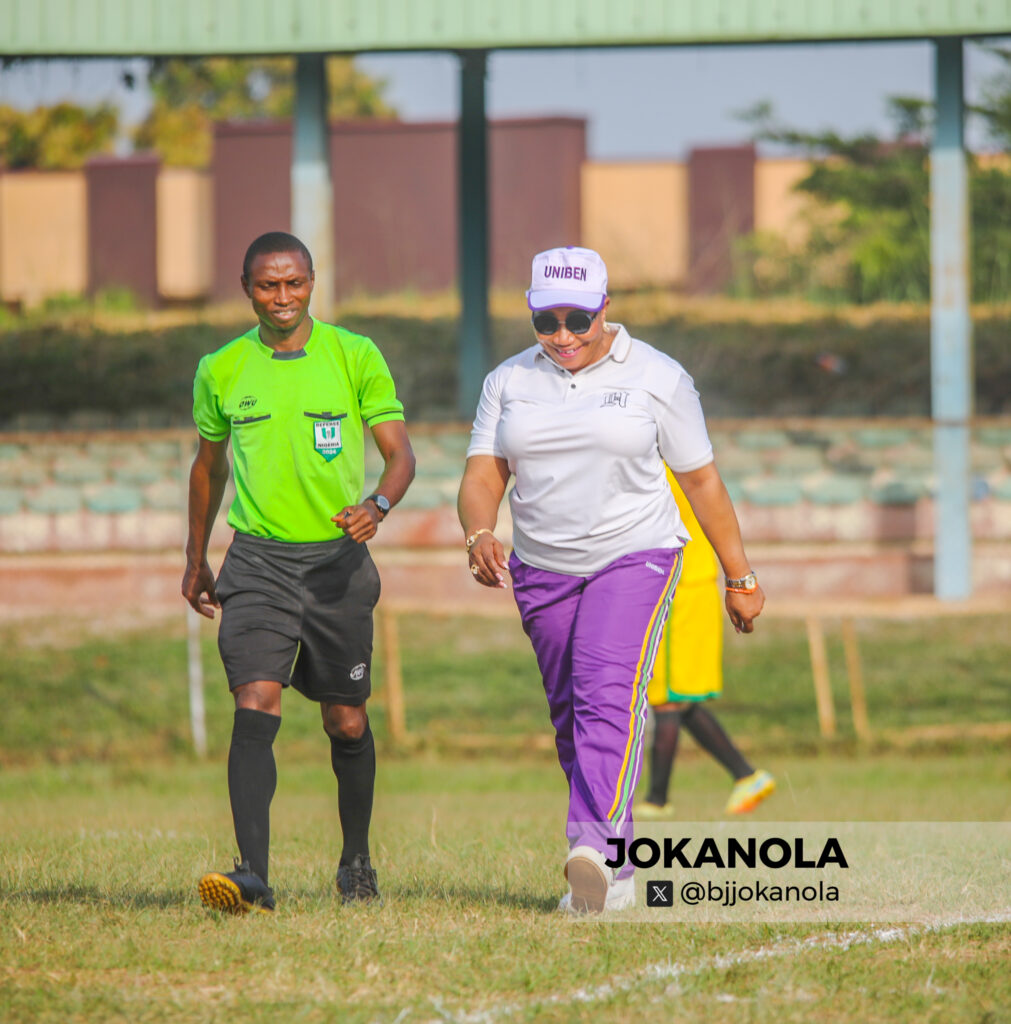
[332,503,380,543]
[182,559,220,619]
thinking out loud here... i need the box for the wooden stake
[842,617,871,743]
[805,616,836,738]
[378,607,407,746]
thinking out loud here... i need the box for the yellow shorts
[647,577,723,705]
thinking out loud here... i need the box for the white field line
[421,913,1011,1024]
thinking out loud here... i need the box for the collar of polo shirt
[534,322,632,369]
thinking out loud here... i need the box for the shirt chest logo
[307,412,347,462]
[600,390,630,409]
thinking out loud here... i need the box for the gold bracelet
[465,528,494,551]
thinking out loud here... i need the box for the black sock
[330,721,375,865]
[682,704,753,781]
[646,709,681,806]
[227,708,281,885]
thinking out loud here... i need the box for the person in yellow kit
[635,472,775,818]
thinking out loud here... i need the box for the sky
[0,39,1008,158]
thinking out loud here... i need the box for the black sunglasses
[531,308,600,336]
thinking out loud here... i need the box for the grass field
[1,614,1009,1022]
[3,612,1009,763]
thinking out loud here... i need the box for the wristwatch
[365,493,391,518]
[725,571,758,593]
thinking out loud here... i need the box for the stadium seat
[734,429,790,451]
[398,480,453,509]
[869,477,924,506]
[769,446,825,477]
[85,485,144,514]
[52,460,107,485]
[12,463,48,486]
[976,426,1011,447]
[715,445,760,477]
[989,474,1011,501]
[432,432,472,458]
[144,441,183,461]
[113,462,165,485]
[27,486,83,514]
[741,477,803,506]
[65,409,115,431]
[854,427,914,449]
[970,444,1004,473]
[143,481,184,511]
[0,487,24,516]
[803,475,868,506]
[881,443,934,472]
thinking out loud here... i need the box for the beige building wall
[0,172,87,307]
[156,168,213,299]
[753,158,815,246]
[581,162,688,289]
[976,151,1011,172]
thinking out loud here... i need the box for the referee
[182,231,416,913]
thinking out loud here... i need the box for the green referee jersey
[193,319,405,542]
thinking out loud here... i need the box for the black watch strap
[365,493,391,517]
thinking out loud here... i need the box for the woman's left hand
[726,585,765,633]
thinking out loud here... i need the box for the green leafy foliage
[134,57,396,167]
[2,308,1011,425]
[737,56,1011,303]
[0,101,118,169]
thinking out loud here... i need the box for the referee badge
[312,417,344,462]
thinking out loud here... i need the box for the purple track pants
[510,546,683,875]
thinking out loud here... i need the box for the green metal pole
[457,49,491,420]
[930,37,972,599]
[293,53,334,320]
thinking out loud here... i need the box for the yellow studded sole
[198,873,271,915]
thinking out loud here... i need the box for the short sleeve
[656,373,714,472]
[192,357,229,441]
[355,340,405,426]
[466,366,506,458]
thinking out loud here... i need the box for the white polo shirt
[467,324,714,575]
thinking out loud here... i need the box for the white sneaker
[558,873,636,914]
[564,845,610,914]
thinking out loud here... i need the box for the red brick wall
[211,122,293,301]
[687,144,756,294]
[85,155,160,305]
[211,117,586,301]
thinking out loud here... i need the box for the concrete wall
[2,144,983,305]
[581,162,688,289]
[582,154,816,291]
[0,171,87,307]
[211,116,585,303]
[157,168,213,300]
[753,157,815,246]
[85,155,160,305]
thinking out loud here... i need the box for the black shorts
[215,531,381,705]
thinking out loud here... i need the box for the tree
[737,60,1011,304]
[134,57,396,168]
[0,102,118,169]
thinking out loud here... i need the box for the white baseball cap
[526,246,608,311]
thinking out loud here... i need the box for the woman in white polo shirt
[457,245,764,914]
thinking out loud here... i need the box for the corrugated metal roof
[3,0,1010,56]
